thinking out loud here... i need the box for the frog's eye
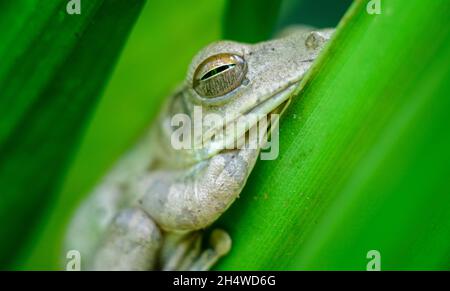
[193,53,247,98]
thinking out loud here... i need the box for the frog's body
[65,27,334,270]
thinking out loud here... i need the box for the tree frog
[65,27,334,270]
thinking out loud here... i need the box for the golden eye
[193,53,247,98]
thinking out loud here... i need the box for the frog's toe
[161,232,203,271]
[187,229,232,271]
[161,229,231,271]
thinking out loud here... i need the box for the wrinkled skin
[65,27,334,270]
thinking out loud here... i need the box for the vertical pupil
[201,64,236,81]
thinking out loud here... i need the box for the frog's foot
[161,229,231,271]
[160,231,202,270]
[187,229,232,271]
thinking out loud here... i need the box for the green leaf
[223,0,283,42]
[216,0,450,270]
[0,0,145,267]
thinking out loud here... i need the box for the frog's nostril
[305,30,334,49]
[305,32,322,49]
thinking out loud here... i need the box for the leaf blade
[0,0,146,267]
[216,0,450,270]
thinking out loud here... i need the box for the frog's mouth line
[202,81,301,156]
[245,82,299,116]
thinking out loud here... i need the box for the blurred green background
[0,0,449,270]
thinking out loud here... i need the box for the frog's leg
[134,142,260,270]
[160,229,231,271]
[139,147,261,232]
[90,207,162,270]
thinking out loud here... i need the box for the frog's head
[166,28,333,161]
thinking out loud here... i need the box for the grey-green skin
[65,27,334,270]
